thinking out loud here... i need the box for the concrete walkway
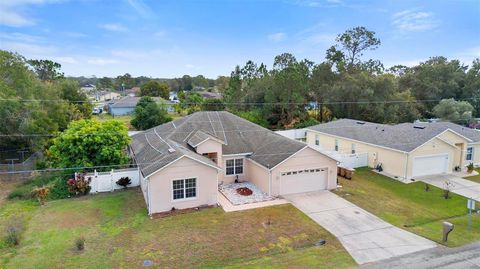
[361,241,480,269]
[217,192,288,212]
[417,174,480,202]
[284,191,436,265]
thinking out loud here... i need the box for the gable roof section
[307,119,480,152]
[130,111,307,176]
[110,96,140,108]
[186,130,225,148]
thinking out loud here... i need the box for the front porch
[218,182,288,212]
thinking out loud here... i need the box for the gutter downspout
[268,164,272,196]
[404,152,409,182]
[147,177,152,217]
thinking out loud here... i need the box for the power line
[0,97,475,105]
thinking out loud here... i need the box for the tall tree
[27,59,64,81]
[131,97,172,130]
[140,80,169,99]
[433,98,473,123]
[327,26,381,70]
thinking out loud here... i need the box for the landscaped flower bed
[236,187,253,196]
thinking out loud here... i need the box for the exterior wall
[469,144,480,166]
[147,157,218,214]
[408,137,457,178]
[110,107,134,116]
[270,147,337,196]
[195,139,223,166]
[219,155,248,184]
[245,159,270,194]
[306,130,407,179]
[437,130,469,167]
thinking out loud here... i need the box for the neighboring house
[109,96,174,116]
[199,91,222,99]
[129,111,337,215]
[93,91,121,102]
[306,119,480,181]
[80,84,96,93]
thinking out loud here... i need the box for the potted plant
[467,163,474,173]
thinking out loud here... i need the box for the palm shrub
[116,177,131,188]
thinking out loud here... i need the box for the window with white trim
[315,135,320,146]
[172,178,196,200]
[466,147,474,161]
[226,158,243,175]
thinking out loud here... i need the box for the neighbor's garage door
[412,154,449,177]
[280,168,328,195]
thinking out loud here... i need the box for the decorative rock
[219,182,274,205]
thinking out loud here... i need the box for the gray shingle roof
[130,111,307,177]
[307,119,480,152]
[110,96,140,108]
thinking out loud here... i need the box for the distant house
[199,91,222,99]
[124,87,140,97]
[109,96,175,116]
[93,91,121,102]
[80,84,96,93]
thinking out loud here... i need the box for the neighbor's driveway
[417,174,480,202]
[284,191,436,265]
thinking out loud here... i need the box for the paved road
[284,191,436,265]
[418,174,480,202]
[361,241,480,269]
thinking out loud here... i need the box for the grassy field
[334,168,480,247]
[464,168,480,183]
[0,189,355,269]
[93,114,134,130]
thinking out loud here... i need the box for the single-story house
[109,96,175,116]
[92,91,121,102]
[129,111,337,215]
[306,119,480,181]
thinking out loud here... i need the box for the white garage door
[280,168,328,195]
[412,154,449,178]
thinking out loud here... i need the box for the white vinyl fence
[82,168,140,193]
[275,128,307,141]
[325,151,368,169]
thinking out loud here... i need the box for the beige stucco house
[306,119,480,181]
[130,111,337,215]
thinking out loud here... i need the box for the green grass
[464,168,480,183]
[334,168,480,247]
[0,189,355,269]
[93,114,134,130]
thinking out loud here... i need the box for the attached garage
[412,154,449,178]
[279,168,328,195]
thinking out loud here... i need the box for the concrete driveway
[417,174,480,202]
[284,191,436,265]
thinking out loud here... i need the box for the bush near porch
[464,168,480,183]
[0,188,355,269]
[334,168,480,247]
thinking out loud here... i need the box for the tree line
[220,27,479,128]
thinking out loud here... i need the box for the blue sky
[0,0,479,78]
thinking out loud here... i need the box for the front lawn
[0,189,355,269]
[464,168,480,183]
[334,168,480,247]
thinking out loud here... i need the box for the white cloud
[52,56,78,64]
[184,64,195,68]
[126,0,154,19]
[268,32,287,42]
[0,32,43,42]
[304,33,335,45]
[0,0,64,27]
[87,58,119,65]
[111,49,148,59]
[1,41,57,55]
[392,9,439,32]
[98,23,128,32]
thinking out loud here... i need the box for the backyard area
[334,168,480,247]
[0,189,355,269]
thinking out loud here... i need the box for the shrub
[294,117,320,128]
[8,172,62,200]
[467,163,474,172]
[48,177,71,200]
[75,237,85,251]
[67,173,91,195]
[116,177,131,188]
[236,110,269,128]
[31,186,50,205]
[5,226,20,246]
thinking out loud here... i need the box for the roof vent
[356,121,365,125]
[168,148,176,153]
[413,126,426,129]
